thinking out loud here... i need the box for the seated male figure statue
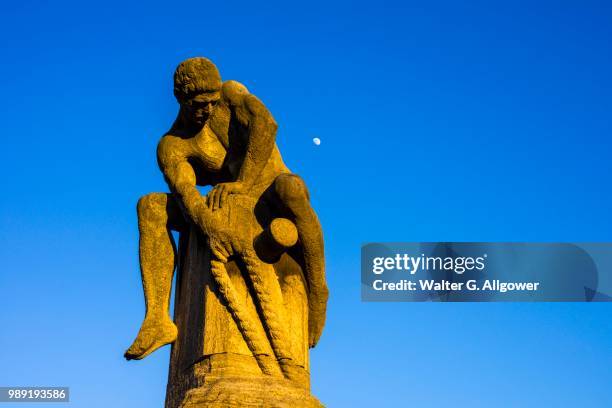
[125,57,328,361]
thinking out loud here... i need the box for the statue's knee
[275,174,310,207]
[137,193,167,223]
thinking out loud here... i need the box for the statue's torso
[161,88,290,189]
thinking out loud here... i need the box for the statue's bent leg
[274,174,328,348]
[125,192,185,360]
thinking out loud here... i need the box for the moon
[312,137,321,146]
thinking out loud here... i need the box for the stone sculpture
[124,57,328,407]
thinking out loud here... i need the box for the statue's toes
[124,343,146,360]
[124,320,178,360]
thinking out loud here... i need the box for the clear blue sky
[1,0,611,406]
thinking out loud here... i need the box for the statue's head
[174,57,222,126]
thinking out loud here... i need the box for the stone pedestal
[178,376,323,408]
[165,226,322,408]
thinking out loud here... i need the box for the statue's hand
[206,181,245,211]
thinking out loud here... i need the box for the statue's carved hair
[173,57,221,102]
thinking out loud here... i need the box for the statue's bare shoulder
[221,80,250,109]
[221,80,276,127]
[156,133,192,172]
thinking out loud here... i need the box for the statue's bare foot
[124,316,177,360]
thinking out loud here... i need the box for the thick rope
[208,241,283,377]
[240,249,295,378]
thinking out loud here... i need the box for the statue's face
[182,91,221,126]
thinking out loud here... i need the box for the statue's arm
[206,81,278,210]
[235,93,278,190]
[157,137,207,229]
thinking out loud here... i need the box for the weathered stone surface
[165,227,312,408]
[125,57,328,407]
[179,376,323,408]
